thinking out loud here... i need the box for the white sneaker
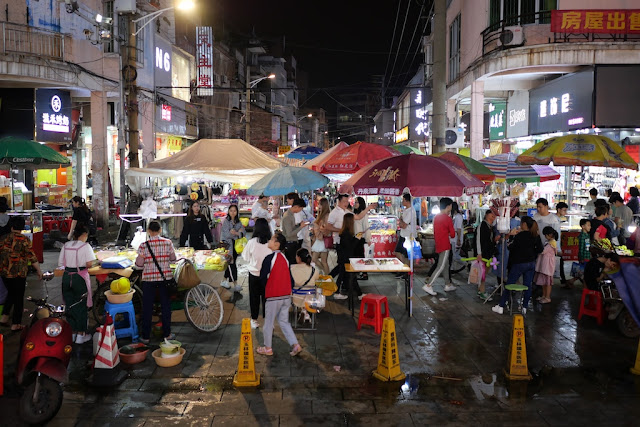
[521,307,527,316]
[250,319,259,329]
[333,293,348,300]
[422,284,437,296]
[233,284,243,292]
[444,284,457,292]
[491,305,504,315]
[220,280,231,289]
[358,293,368,301]
[75,333,92,344]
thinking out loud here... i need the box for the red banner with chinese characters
[551,10,640,34]
[561,231,580,261]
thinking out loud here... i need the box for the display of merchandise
[368,215,398,258]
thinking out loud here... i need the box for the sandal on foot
[540,298,551,304]
[289,344,302,357]
[256,346,273,356]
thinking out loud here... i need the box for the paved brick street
[1,250,640,426]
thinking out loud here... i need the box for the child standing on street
[256,231,302,357]
[535,226,558,304]
[564,219,591,289]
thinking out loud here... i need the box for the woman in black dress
[179,201,214,250]
[68,196,97,245]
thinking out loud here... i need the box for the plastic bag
[130,226,146,250]
[363,243,375,259]
[468,260,486,285]
[234,237,248,254]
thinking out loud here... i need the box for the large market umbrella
[285,145,324,160]
[516,134,638,170]
[247,166,330,196]
[479,153,560,183]
[304,141,348,171]
[0,136,70,169]
[391,145,425,155]
[339,154,486,197]
[320,141,401,174]
[431,151,496,182]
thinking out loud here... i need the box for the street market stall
[340,154,486,316]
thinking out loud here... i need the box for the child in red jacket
[257,231,302,356]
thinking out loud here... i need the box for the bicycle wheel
[93,282,144,325]
[184,283,223,333]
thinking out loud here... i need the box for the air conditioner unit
[497,25,524,47]
[445,128,465,148]
[213,74,220,86]
[221,75,228,85]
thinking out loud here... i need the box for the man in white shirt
[395,193,416,266]
[323,194,349,288]
[534,198,562,280]
[251,194,276,233]
[584,188,598,217]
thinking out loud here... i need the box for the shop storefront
[155,97,199,161]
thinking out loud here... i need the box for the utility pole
[432,0,447,154]
[127,17,139,168]
[245,65,251,145]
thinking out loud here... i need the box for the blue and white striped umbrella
[285,145,324,160]
[479,153,560,183]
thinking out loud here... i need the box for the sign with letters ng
[551,10,640,34]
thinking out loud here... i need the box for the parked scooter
[600,278,640,338]
[16,271,86,424]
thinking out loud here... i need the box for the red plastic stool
[578,288,604,325]
[60,218,72,233]
[43,220,59,233]
[357,294,389,334]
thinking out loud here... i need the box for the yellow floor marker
[233,318,260,387]
[630,338,640,375]
[505,314,532,381]
[373,317,406,382]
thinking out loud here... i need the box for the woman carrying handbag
[135,221,177,344]
[220,204,246,292]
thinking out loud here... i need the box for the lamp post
[296,113,313,147]
[245,67,275,145]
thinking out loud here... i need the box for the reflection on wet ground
[1,252,639,425]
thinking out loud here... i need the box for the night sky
[206,0,429,114]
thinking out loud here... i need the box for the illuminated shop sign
[506,90,529,139]
[35,89,72,143]
[155,36,172,88]
[408,88,431,141]
[395,126,409,143]
[529,70,594,134]
[488,101,506,140]
[161,104,172,121]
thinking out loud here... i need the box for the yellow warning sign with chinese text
[233,318,260,387]
[373,317,406,382]
[505,314,532,381]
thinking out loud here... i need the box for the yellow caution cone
[505,314,532,381]
[233,318,260,387]
[630,338,640,375]
[373,317,406,382]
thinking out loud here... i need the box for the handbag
[234,237,248,254]
[323,235,334,250]
[174,258,201,289]
[145,241,178,293]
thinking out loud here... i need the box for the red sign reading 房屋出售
[551,10,640,34]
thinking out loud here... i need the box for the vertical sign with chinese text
[196,27,214,96]
[488,101,506,141]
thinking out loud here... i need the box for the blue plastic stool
[104,300,139,342]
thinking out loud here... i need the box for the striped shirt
[135,236,177,282]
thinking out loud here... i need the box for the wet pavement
[2,250,640,426]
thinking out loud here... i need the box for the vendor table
[344,259,411,317]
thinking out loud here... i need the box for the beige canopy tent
[125,138,285,192]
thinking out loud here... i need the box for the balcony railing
[482,11,640,56]
[0,21,65,60]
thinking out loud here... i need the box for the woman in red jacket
[256,231,302,357]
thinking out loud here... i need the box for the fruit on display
[110,277,131,294]
[615,245,634,256]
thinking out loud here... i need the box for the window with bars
[488,0,556,28]
[103,0,115,53]
[449,14,461,82]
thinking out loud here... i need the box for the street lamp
[245,70,275,145]
[295,114,313,147]
[132,0,195,36]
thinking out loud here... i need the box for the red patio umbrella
[339,154,486,197]
[320,141,400,173]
